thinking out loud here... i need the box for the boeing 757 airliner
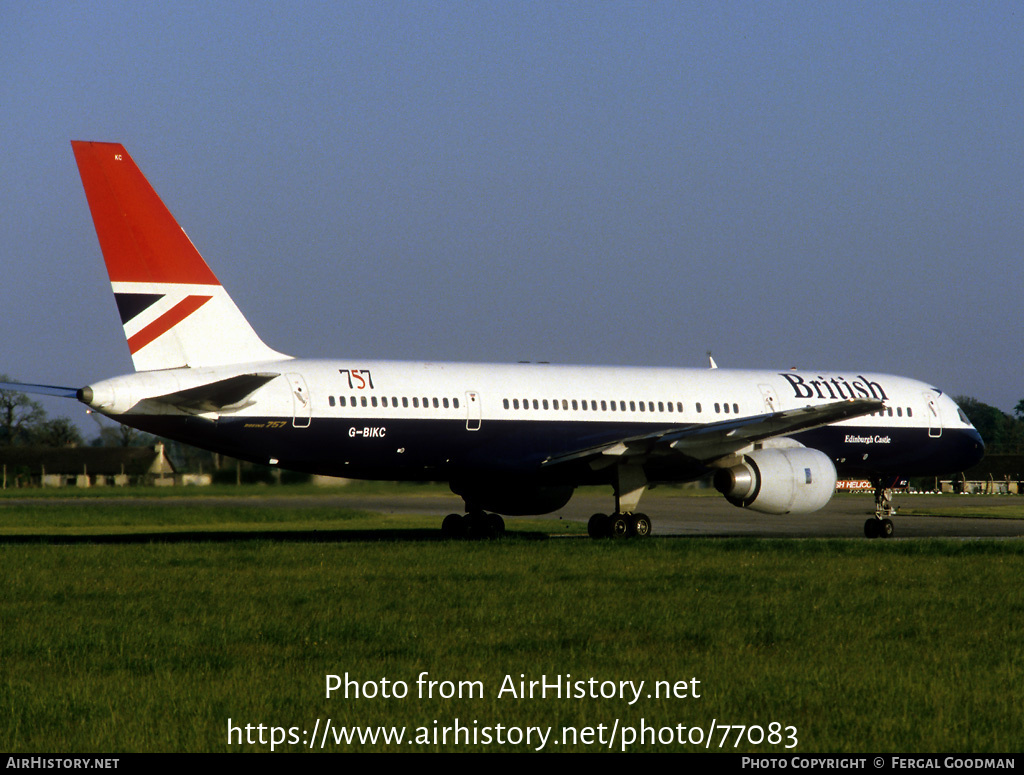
[2,142,985,538]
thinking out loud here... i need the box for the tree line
[954,396,1024,455]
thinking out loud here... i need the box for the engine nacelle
[713,447,837,514]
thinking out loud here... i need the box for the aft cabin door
[465,391,481,431]
[288,373,312,428]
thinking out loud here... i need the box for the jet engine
[713,447,837,514]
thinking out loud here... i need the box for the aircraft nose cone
[963,429,986,468]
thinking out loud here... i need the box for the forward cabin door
[924,392,942,438]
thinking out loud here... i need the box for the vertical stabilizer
[71,141,291,371]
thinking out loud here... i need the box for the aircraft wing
[541,397,883,469]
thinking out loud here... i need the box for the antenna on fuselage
[707,350,718,369]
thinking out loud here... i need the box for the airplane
[2,141,985,539]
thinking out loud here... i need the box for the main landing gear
[864,479,896,539]
[587,462,653,539]
[588,512,651,538]
[442,511,505,539]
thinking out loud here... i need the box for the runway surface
[291,491,1024,539]
[5,491,1022,539]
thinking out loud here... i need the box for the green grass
[901,501,1024,520]
[2,498,1023,753]
[0,480,454,499]
[0,500,578,537]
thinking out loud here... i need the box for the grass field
[2,491,1023,753]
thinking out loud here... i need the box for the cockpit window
[958,408,972,425]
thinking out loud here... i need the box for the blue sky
[3,2,1022,428]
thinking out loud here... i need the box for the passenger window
[533,399,539,410]
[453,398,459,409]
[403,397,409,408]
[361,396,368,407]
[433,398,440,408]
[572,400,578,410]
[329,396,336,407]
[733,403,739,413]
[543,399,550,410]
[413,397,420,408]
[443,397,449,409]
[371,396,378,407]
[715,403,721,413]
[696,403,702,413]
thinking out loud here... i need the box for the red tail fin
[72,142,291,371]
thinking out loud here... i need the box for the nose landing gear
[864,479,896,538]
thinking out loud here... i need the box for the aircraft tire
[879,518,895,538]
[610,513,631,538]
[588,513,610,538]
[864,518,880,539]
[442,513,466,538]
[632,513,651,537]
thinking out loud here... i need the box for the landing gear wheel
[588,513,610,538]
[864,518,880,539]
[610,513,631,538]
[879,517,894,538]
[632,513,651,537]
[442,513,466,538]
[487,513,506,538]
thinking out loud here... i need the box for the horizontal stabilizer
[0,381,81,399]
[145,373,280,413]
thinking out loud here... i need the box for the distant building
[0,443,175,488]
